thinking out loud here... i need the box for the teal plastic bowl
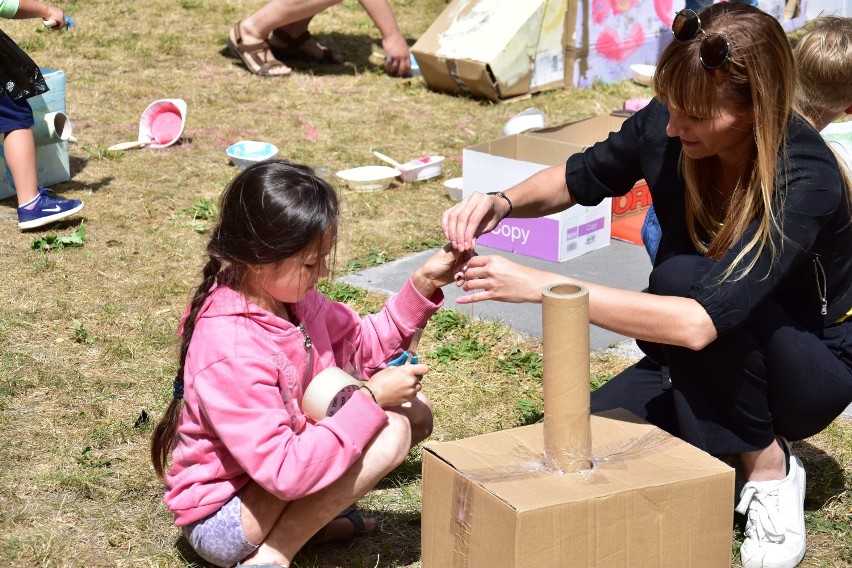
[226,140,279,169]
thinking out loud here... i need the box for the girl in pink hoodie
[151,160,467,567]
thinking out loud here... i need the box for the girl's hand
[43,6,65,29]
[455,255,558,304]
[366,363,428,407]
[412,244,472,297]
[442,192,505,252]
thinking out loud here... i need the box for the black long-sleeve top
[565,98,852,334]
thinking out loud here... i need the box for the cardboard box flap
[525,113,629,147]
[413,0,546,63]
[423,409,733,513]
[467,135,587,168]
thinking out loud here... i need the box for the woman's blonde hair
[653,3,795,280]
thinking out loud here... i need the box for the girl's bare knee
[407,395,434,446]
[382,412,415,464]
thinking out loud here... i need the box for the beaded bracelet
[487,191,513,220]
[359,384,377,404]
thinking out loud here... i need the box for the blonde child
[794,15,852,168]
[151,160,466,567]
[1,0,83,230]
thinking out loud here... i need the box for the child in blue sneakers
[1,0,83,230]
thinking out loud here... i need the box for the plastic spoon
[372,151,402,168]
[107,137,156,152]
[43,16,74,28]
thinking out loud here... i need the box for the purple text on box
[567,217,606,240]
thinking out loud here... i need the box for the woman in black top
[441,5,851,568]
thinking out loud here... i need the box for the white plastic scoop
[372,151,402,168]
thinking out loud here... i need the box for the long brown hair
[150,160,339,478]
[654,3,795,280]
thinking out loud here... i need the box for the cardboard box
[411,0,570,101]
[516,113,653,248]
[463,112,641,262]
[0,68,70,200]
[463,132,611,262]
[421,409,735,568]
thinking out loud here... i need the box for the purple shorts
[183,491,259,567]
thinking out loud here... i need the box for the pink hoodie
[163,277,443,526]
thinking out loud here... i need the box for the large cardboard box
[411,0,570,101]
[421,409,735,568]
[462,112,638,262]
[463,131,611,262]
[524,113,655,246]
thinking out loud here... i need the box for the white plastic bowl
[443,177,463,201]
[630,64,655,87]
[500,107,546,137]
[397,155,445,182]
[336,165,399,192]
[226,140,279,169]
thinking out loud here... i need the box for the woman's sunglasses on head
[672,9,732,70]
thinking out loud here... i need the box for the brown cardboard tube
[541,283,592,473]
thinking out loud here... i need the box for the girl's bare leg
[4,128,39,205]
[239,393,432,566]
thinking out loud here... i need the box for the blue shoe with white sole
[17,186,84,230]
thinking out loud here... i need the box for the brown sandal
[227,22,292,78]
[268,29,345,65]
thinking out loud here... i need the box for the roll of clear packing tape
[302,367,364,421]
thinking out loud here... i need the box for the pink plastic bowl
[139,99,187,149]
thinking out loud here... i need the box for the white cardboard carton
[461,113,642,262]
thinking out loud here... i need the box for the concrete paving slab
[339,239,653,351]
[339,240,852,419]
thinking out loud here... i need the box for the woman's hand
[454,255,564,304]
[411,244,472,298]
[442,192,505,252]
[366,363,428,407]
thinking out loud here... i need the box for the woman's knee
[649,255,715,297]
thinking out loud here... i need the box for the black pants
[591,255,852,455]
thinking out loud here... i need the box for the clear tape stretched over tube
[455,427,675,484]
[447,426,676,565]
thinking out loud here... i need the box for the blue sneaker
[17,186,84,230]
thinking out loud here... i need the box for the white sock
[19,194,39,209]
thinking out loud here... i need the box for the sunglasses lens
[700,33,730,69]
[672,9,701,41]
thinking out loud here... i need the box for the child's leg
[4,127,39,205]
[0,93,39,205]
[239,394,432,566]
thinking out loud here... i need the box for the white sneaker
[735,438,806,568]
